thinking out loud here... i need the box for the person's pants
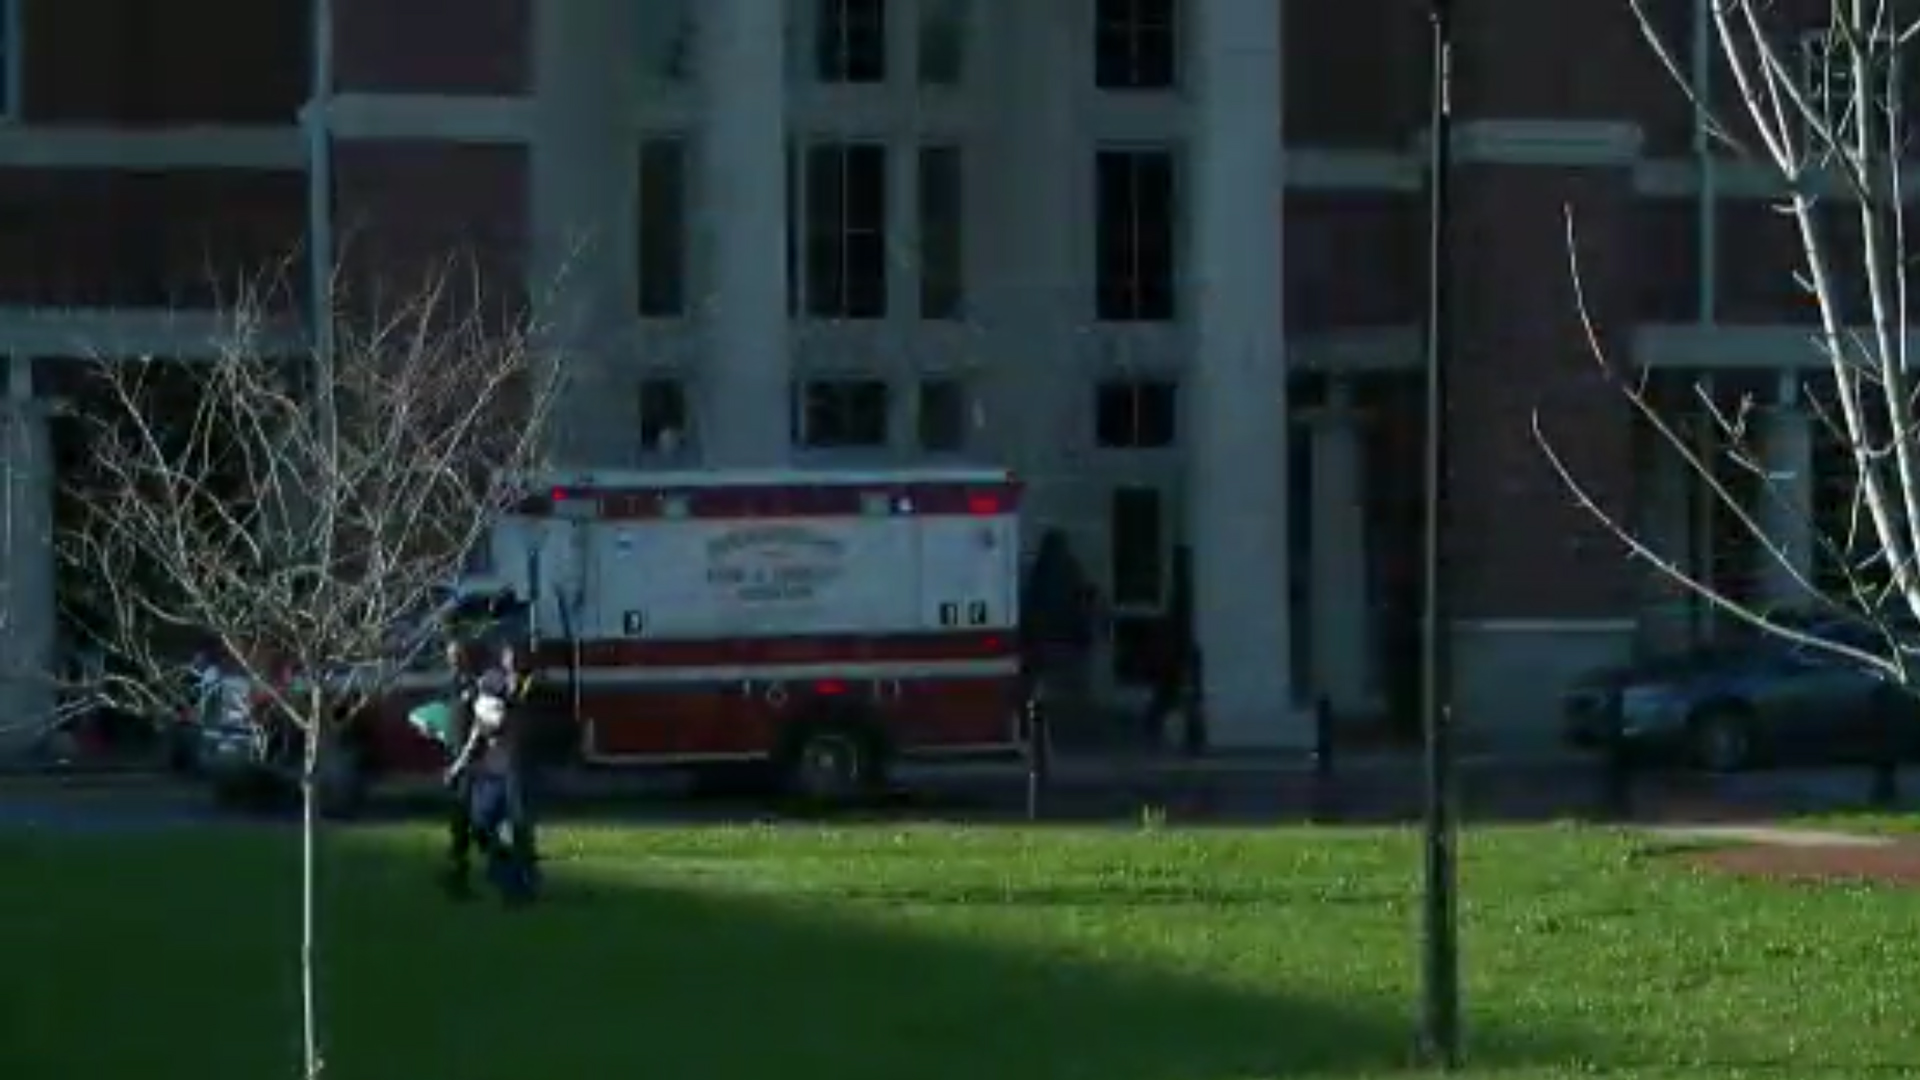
[446,779,477,874]
[466,772,537,898]
[1031,651,1094,740]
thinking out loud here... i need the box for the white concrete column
[978,0,1081,536]
[1189,0,1295,748]
[1308,384,1375,718]
[0,359,54,753]
[699,0,790,466]
[531,0,635,464]
[1757,374,1816,607]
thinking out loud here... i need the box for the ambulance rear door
[915,489,1019,634]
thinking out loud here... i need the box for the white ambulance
[352,465,1028,802]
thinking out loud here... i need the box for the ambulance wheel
[779,721,883,806]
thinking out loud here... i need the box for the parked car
[191,583,530,816]
[1561,613,1920,772]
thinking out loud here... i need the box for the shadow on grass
[0,827,1606,1080]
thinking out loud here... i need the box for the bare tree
[60,260,559,1079]
[1542,3,1920,662]
[1536,1,1920,787]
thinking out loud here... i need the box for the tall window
[803,143,889,318]
[1800,28,1909,145]
[1094,380,1178,448]
[637,377,692,456]
[636,137,688,317]
[918,0,965,85]
[917,144,964,319]
[915,378,970,452]
[637,0,695,83]
[0,0,16,118]
[793,378,891,448]
[1107,486,1168,684]
[817,0,887,83]
[1109,487,1164,606]
[1095,0,1178,90]
[1094,149,1177,322]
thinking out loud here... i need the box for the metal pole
[1418,0,1461,1069]
[307,0,336,363]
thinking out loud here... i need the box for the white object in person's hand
[473,693,507,731]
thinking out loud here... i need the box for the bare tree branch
[57,254,560,1080]
[1541,0,1920,692]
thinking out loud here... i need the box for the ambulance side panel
[567,512,924,759]
[593,515,919,641]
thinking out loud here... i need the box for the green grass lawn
[3,822,1919,1080]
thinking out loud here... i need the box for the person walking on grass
[439,639,484,898]
[444,641,540,904]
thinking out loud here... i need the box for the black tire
[777,718,884,806]
[1689,704,1755,774]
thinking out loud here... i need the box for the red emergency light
[552,487,568,501]
[966,494,1001,515]
[813,679,847,696]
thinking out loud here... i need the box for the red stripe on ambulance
[575,676,1018,760]
[530,630,1016,670]
[512,479,1020,520]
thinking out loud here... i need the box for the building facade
[0,0,1874,749]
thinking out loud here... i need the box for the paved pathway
[1640,824,1896,848]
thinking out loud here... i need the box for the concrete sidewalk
[1640,824,1896,848]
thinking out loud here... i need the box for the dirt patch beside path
[1687,838,1920,886]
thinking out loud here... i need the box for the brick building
[0,0,1864,748]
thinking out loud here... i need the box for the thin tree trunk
[301,700,323,1079]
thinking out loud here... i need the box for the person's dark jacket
[1022,530,1094,657]
[451,665,531,778]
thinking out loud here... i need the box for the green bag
[408,699,457,748]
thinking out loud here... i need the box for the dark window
[817,0,887,83]
[805,143,889,318]
[637,378,690,454]
[636,137,687,316]
[1109,615,1163,686]
[916,378,968,452]
[919,0,965,85]
[794,378,890,448]
[638,0,695,82]
[1094,149,1176,321]
[1094,380,1177,448]
[917,144,964,319]
[785,142,799,315]
[1109,486,1164,607]
[0,0,16,118]
[1095,0,1178,90]
[1800,29,1915,146]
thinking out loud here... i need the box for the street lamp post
[1418,0,1461,1069]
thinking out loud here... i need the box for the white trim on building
[0,125,303,169]
[0,308,306,360]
